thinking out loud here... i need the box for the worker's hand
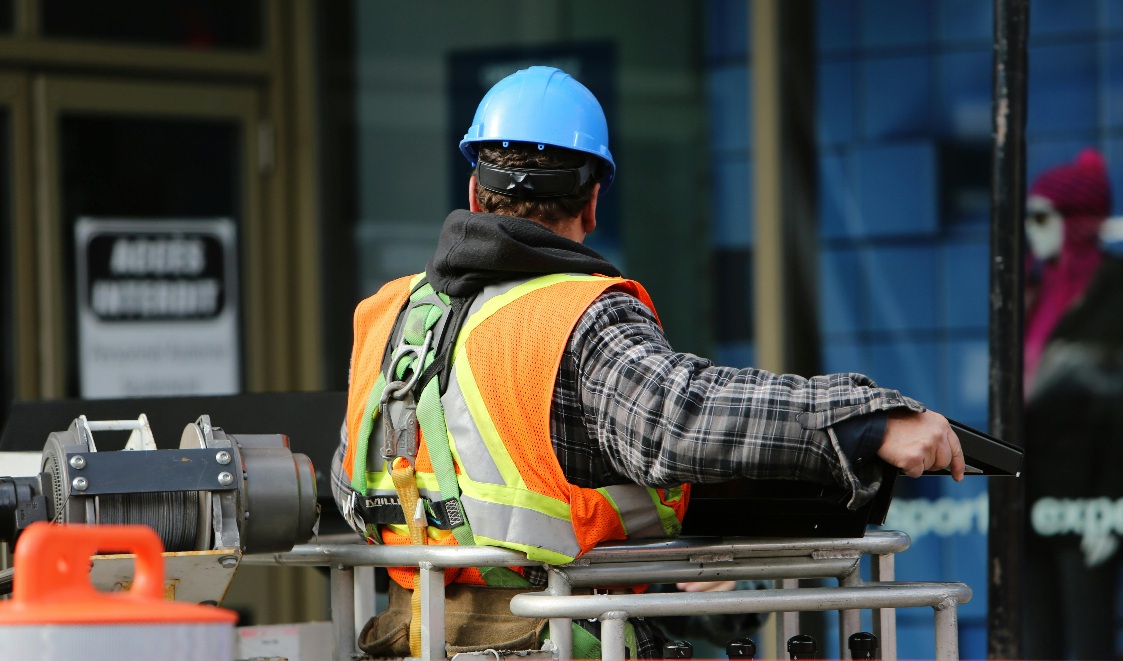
[877,410,965,481]
[676,581,737,593]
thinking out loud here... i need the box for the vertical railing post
[419,562,447,661]
[546,568,573,660]
[988,0,1029,658]
[330,564,357,661]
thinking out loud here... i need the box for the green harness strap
[350,373,387,494]
[415,375,529,587]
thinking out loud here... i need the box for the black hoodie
[424,210,621,297]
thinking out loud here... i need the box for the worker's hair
[473,142,599,224]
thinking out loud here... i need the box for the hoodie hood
[425,210,621,297]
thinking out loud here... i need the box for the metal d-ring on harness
[381,328,432,468]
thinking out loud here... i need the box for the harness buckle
[381,399,419,461]
[378,328,433,462]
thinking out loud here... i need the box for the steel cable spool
[98,491,200,552]
[0,414,318,556]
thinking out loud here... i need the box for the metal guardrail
[245,531,971,661]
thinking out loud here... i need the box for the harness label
[437,498,465,528]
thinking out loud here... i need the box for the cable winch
[0,413,319,554]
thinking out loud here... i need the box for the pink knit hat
[1029,148,1111,221]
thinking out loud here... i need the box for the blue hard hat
[460,66,616,191]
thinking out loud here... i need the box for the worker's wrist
[832,412,888,469]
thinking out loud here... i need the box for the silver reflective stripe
[442,374,505,486]
[602,484,667,538]
[461,493,582,559]
[436,281,524,487]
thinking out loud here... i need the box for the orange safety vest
[343,273,690,587]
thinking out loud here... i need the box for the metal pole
[934,600,962,661]
[330,565,357,661]
[988,0,1028,658]
[599,612,628,661]
[839,569,862,660]
[547,568,574,660]
[871,553,897,661]
[419,562,446,661]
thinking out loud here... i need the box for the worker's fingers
[878,409,961,480]
[947,428,965,482]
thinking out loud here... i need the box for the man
[331,66,963,658]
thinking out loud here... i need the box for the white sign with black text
[75,218,241,398]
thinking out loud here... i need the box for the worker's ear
[469,175,482,213]
[580,183,599,235]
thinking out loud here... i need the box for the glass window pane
[59,114,243,396]
[0,0,14,35]
[40,0,263,51]
[350,3,710,356]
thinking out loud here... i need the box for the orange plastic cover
[0,523,238,625]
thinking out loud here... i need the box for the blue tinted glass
[1102,39,1123,129]
[944,336,990,425]
[817,0,857,52]
[1027,140,1099,186]
[710,157,752,247]
[819,59,856,145]
[860,0,934,49]
[1029,0,1097,37]
[705,0,748,60]
[1107,137,1123,216]
[707,65,751,154]
[941,240,990,330]
[940,50,992,139]
[867,337,942,409]
[1108,0,1123,30]
[863,55,935,140]
[939,0,992,44]
[819,150,858,239]
[821,340,872,375]
[855,142,938,237]
[1027,43,1097,136]
[862,245,939,332]
[819,246,865,335]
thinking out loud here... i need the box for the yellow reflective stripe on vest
[365,468,443,498]
[441,364,506,486]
